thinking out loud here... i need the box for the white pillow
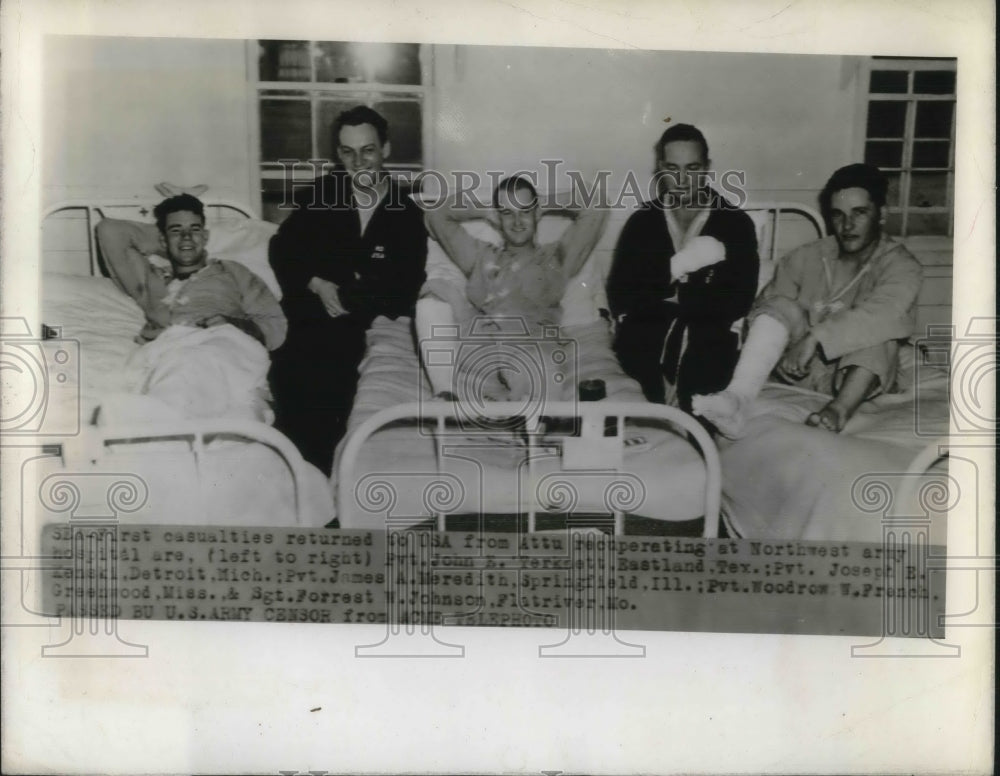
[424,215,610,327]
[206,220,281,300]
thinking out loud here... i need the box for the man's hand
[777,332,819,381]
[197,314,266,346]
[308,277,348,318]
[670,236,726,279]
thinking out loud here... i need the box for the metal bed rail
[898,436,950,513]
[42,199,258,278]
[744,200,827,266]
[337,400,721,537]
[61,419,313,525]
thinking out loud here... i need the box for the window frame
[857,56,957,240]
[246,40,434,220]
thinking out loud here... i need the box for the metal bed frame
[42,199,314,525]
[337,401,722,537]
[42,198,260,277]
[334,201,828,537]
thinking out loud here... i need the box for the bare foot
[691,390,750,439]
[805,402,847,432]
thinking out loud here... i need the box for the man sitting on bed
[416,175,608,403]
[692,163,923,438]
[606,123,760,413]
[95,194,287,421]
[268,105,428,475]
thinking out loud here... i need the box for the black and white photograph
[1,0,994,773]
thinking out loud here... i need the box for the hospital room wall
[43,38,853,221]
[430,47,858,202]
[429,46,860,260]
[430,46,860,254]
[43,35,254,208]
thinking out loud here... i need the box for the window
[252,40,429,223]
[862,57,956,238]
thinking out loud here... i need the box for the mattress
[718,344,952,542]
[38,271,334,527]
[332,315,714,529]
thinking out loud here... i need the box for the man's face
[657,140,709,205]
[829,187,882,258]
[495,188,539,248]
[337,122,389,186]
[160,210,209,273]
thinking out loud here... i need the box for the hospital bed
[37,199,334,528]
[332,201,840,536]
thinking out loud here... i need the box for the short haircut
[655,123,710,164]
[819,163,889,217]
[153,194,205,233]
[333,105,389,146]
[492,175,538,210]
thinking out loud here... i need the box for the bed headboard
[42,199,259,277]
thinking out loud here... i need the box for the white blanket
[103,324,272,425]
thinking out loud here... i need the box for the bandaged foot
[691,390,751,439]
[691,313,790,438]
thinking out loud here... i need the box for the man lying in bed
[692,163,923,438]
[95,194,287,421]
[416,175,608,404]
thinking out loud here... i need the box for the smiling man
[96,193,286,349]
[692,163,924,437]
[93,194,287,422]
[607,123,760,415]
[268,105,427,474]
[417,174,607,402]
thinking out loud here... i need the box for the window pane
[912,140,950,168]
[260,99,312,161]
[869,70,908,93]
[885,212,903,237]
[314,42,422,84]
[914,101,954,138]
[316,98,368,162]
[373,100,423,163]
[907,211,950,235]
[369,43,421,85]
[913,70,955,94]
[864,140,903,168]
[909,172,948,207]
[259,40,311,82]
[866,100,907,138]
[315,42,367,83]
[885,172,901,207]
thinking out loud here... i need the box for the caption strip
[39,524,944,638]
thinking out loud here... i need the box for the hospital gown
[751,233,923,395]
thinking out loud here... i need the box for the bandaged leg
[416,296,460,399]
[692,313,790,438]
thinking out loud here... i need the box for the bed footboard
[61,420,312,525]
[337,401,721,537]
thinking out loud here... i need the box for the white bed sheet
[333,315,713,529]
[40,272,333,527]
[718,344,951,543]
